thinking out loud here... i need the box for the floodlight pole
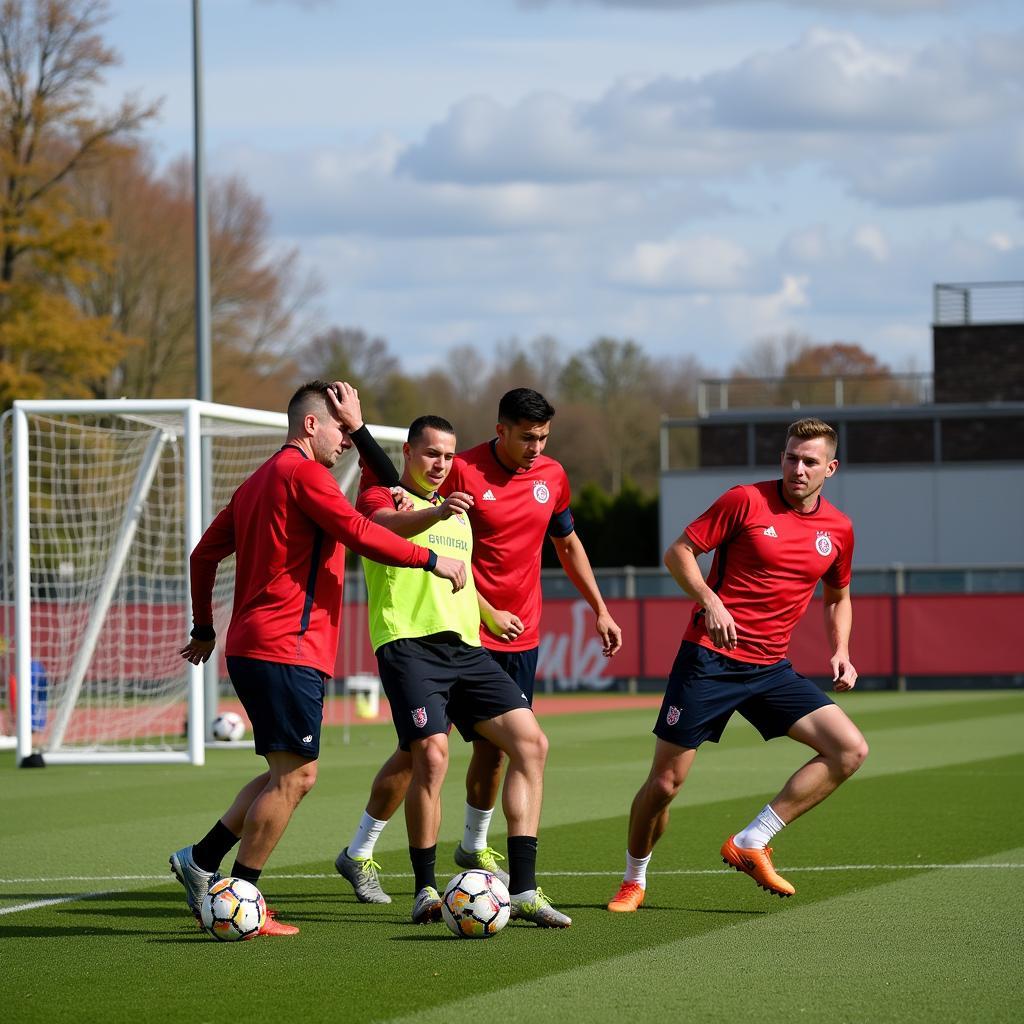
[192,0,212,404]
[192,0,218,738]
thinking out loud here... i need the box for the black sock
[230,860,262,885]
[192,820,239,874]
[409,845,437,892]
[507,835,538,894]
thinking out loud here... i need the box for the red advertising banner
[6,593,1022,686]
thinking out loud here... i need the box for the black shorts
[227,655,325,759]
[653,641,833,750]
[485,646,540,705]
[376,633,531,751]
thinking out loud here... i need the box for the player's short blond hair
[786,417,838,456]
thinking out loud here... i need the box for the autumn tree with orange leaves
[0,0,157,406]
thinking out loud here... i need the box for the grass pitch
[2,691,1022,1023]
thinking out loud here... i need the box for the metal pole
[192,0,212,405]
[192,3,219,738]
[185,403,206,766]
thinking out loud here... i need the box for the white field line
[1,862,1022,917]
[0,891,116,916]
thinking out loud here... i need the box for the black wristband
[422,550,438,572]
[190,625,216,642]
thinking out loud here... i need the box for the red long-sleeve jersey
[190,444,433,675]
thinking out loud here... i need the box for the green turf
[2,692,1022,1023]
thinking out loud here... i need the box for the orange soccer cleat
[259,907,300,937]
[607,880,646,913]
[720,836,795,897]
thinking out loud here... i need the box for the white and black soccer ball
[441,869,511,939]
[210,711,245,742]
[200,876,266,941]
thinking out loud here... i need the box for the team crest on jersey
[411,706,428,729]
[533,481,550,504]
[815,531,833,557]
[666,706,682,726]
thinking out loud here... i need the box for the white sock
[734,804,786,850]
[463,803,494,853]
[624,850,652,889]
[348,811,389,860]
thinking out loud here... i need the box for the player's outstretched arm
[549,531,622,657]
[665,533,737,651]
[369,490,474,539]
[823,583,857,691]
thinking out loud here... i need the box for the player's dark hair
[287,380,332,435]
[786,417,838,456]
[408,415,456,444]
[498,388,555,426]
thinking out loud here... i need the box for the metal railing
[934,281,1024,325]
[696,373,933,417]
[537,564,1024,598]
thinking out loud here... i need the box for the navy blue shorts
[376,633,531,752]
[485,646,540,706]
[653,641,833,750]
[226,656,325,760]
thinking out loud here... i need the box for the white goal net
[0,399,403,765]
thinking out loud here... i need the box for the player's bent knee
[647,770,682,806]
[841,736,869,777]
[283,760,318,802]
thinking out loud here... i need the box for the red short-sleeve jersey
[442,440,573,652]
[681,480,854,665]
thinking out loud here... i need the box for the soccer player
[169,381,466,936]
[606,417,869,912]
[335,388,621,902]
[358,414,570,926]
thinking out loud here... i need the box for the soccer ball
[211,711,245,742]
[441,869,510,939]
[200,876,266,942]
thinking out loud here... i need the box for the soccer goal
[0,399,404,766]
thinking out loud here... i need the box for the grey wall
[660,464,1024,566]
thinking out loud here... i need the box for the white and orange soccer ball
[441,869,510,939]
[200,876,266,941]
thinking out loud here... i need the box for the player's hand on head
[596,612,622,657]
[432,555,466,593]
[328,381,363,431]
[440,491,474,518]
[831,654,858,692]
[179,638,216,665]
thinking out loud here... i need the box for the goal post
[0,398,405,767]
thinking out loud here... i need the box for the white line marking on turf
[2,864,1021,916]
[0,891,115,916]
[2,863,1021,886]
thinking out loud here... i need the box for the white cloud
[397,28,1024,211]
[852,225,890,263]
[610,236,751,290]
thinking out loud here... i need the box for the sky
[97,0,1024,375]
